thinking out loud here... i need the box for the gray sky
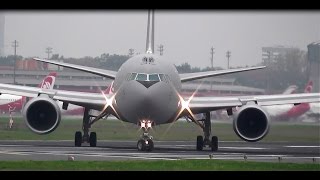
[2,10,320,68]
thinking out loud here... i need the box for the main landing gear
[137,120,154,151]
[195,112,218,151]
[75,108,100,147]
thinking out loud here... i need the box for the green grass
[0,160,319,171]
[0,117,319,142]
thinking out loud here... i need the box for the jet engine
[233,104,270,142]
[22,96,61,134]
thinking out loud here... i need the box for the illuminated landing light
[100,90,120,119]
[139,120,153,131]
[175,93,196,121]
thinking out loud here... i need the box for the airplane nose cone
[115,81,179,124]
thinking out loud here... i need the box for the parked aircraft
[0,11,319,151]
[0,72,56,114]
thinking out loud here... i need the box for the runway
[0,140,319,163]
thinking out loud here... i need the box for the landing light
[101,91,119,118]
[140,120,153,130]
[174,93,196,121]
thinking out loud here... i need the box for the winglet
[145,9,155,54]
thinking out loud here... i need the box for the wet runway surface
[0,140,319,163]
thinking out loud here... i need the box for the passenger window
[148,74,160,81]
[136,73,148,81]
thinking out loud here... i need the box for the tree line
[0,48,308,93]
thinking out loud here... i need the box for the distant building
[307,41,320,92]
[262,45,300,66]
[0,14,4,57]
[0,70,264,95]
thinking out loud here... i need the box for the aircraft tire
[196,135,204,151]
[211,136,218,151]
[89,132,97,147]
[75,131,82,147]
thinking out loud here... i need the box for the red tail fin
[104,81,114,94]
[22,72,57,107]
[38,72,57,89]
[304,80,313,93]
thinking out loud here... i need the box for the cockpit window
[130,73,137,80]
[148,74,160,81]
[136,73,148,81]
[128,73,169,83]
[158,74,165,81]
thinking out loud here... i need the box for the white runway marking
[0,144,33,147]
[285,146,320,148]
[220,147,269,150]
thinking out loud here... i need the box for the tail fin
[104,81,114,94]
[145,9,155,54]
[304,80,313,93]
[22,72,57,107]
[38,72,57,89]
[282,85,298,94]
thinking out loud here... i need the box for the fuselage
[0,94,24,113]
[113,53,182,125]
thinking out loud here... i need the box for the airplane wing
[188,93,320,114]
[179,66,266,82]
[33,58,117,79]
[0,83,108,111]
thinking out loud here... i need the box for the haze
[2,10,319,68]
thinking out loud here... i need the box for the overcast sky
[1,10,319,68]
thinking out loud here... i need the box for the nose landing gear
[137,120,154,151]
[137,133,154,151]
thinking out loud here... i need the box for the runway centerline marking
[285,146,320,148]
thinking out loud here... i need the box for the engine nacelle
[233,104,270,142]
[22,96,61,134]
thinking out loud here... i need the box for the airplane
[221,81,314,122]
[267,81,313,121]
[0,72,57,114]
[0,10,319,151]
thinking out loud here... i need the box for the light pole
[12,40,18,84]
[210,47,215,69]
[46,47,53,59]
[158,44,163,56]
[226,50,231,69]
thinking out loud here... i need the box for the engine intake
[22,96,61,134]
[233,104,270,142]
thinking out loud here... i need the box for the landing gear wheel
[137,139,146,151]
[75,131,82,147]
[146,139,154,151]
[89,132,97,147]
[196,135,204,151]
[211,136,218,151]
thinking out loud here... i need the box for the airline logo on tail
[38,72,57,89]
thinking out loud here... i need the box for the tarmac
[0,140,319,163]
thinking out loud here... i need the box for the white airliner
[0,10,319,151]
[0,72,56,114]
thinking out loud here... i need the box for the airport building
[307,41,320,93]
[262,45,300,66]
